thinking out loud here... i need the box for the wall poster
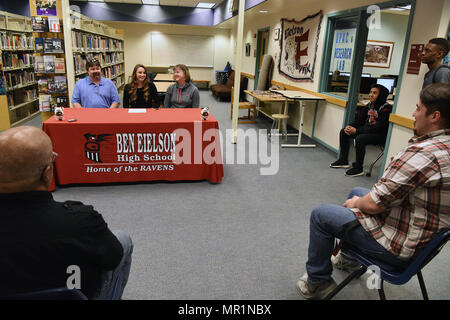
[278,11,323,82]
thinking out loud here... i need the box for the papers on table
[128,109,147,113]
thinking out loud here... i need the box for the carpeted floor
[21,90,449,300]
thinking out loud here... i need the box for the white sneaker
[296,272,337,300]
[331,252,362,273]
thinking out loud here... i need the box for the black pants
[338,129,385,170]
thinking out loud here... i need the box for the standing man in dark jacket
[421,38,450,88]
[0,126,133,299]
[330,84,392,176]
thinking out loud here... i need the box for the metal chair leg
[417,271,429,300]
[324,265,367,300]
[366,147,384,177]
[378,279,386,300]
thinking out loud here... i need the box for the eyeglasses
[87,58,99,63]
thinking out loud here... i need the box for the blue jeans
[93,230,133,300]
[306,187,408,283]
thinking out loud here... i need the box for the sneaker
[345,167,364,176]
[331,252,362,273]
[296,272,337,300]
[330,159,351,168]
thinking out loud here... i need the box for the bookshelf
[67,10,125,103]
[29,0,69,123]
[0,11,39,130]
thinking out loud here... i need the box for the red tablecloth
[42,108,223,189]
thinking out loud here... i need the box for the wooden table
[244,90,288,119]
[270,90,325,148]
[154,73,174,81]
[154,81,174,93]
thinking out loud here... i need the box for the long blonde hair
[128,64,150,104]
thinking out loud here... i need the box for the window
[323,15,359,98]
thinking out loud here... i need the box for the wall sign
[406,44,424,75]
[278,11,323,82]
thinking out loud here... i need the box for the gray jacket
[164,81,200,108]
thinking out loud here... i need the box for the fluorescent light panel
[88,0,105,2]
[142,0,159,4]
[197,2,215,9]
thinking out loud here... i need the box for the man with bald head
[0,127,133,299]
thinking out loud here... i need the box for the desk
[244,90,288,118]
[154,73,174,81]
[43,108,223,189]
[270,90,325,148]
[155,81,174,93]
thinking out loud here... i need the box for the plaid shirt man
[353,129,450,260]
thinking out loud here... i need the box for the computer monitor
[376,78,395,94]
[361,73,371,78]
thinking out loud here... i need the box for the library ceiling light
[88,0,105,2]
[197,2,215,9]
[259,10,268,13]
[142,0,160,4]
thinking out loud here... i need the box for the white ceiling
[75,0,226,8]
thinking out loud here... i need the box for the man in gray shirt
[422,38,450,88]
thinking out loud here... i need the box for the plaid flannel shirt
[353,129,450,260]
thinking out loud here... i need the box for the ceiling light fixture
[259,10,268,13]
[197,2,215,9]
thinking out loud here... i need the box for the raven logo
[84,133,112,163]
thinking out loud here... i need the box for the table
[43,108,224,189]
[154,81,174,93]
[154,73,174,81]
[270,90,325,148]
[243,90,289,120]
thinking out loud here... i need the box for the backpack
[432,65,450,83]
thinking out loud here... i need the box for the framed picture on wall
[364,40,394,68]
[274,28,280,41]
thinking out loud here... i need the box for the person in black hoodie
[330,84,392,176]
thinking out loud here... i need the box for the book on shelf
[7,93,15,108]
[35,37,44,52]
[32,17,49,32]
[34,56,45,73]
[39,94,51,112]
[43,38,54,53]
[54,76,67,93]
[44,55,55,73]
[0,71,5,95]
[56,96,68,108]
[48,17,61,33]
[47,78,56,93]
[52,38,63,53]
[38,77,49,93]
[54,58,65,73]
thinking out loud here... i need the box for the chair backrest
[344,228,450,285]
[1,287,88,300]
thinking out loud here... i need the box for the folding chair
[325,228,450,300]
